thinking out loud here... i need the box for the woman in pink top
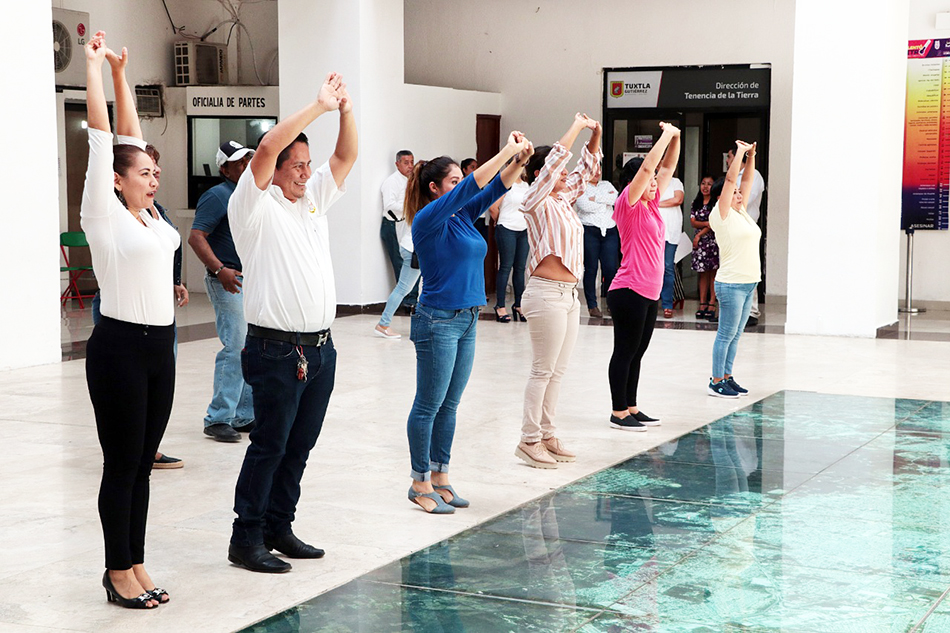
[607,122,680,431]
[515,113,602,469]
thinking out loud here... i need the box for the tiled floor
[241,392,950,632]
[1,299,948,632]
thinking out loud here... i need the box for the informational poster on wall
[903,39,950,231]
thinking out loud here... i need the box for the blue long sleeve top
[411,173,509,309]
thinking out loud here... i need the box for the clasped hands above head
[316,72,353,114]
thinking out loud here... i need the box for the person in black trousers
[82,33,180,609]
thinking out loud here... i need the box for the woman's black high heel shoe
[102,570,158,609]
[494,307,512,323]
[513,307,527,322]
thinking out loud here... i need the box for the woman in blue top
[404,132,534,513]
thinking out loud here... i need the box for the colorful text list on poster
[904,39,950,230]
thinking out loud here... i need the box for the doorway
[63,102,99,295]
[476,114,500,296]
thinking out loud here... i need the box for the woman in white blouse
[489,170,530,321]
[82,33,180,610]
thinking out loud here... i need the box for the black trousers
[86,316,175,570]
[606,288,657,411]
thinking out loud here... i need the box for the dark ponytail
[404,156,457,226]
[113,144,149,208]
[618,157,643,194]
[524,146,552,185]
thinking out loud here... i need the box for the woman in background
[489,167,529,322]
[690,175,719,320]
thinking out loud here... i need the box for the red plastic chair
[60,231,96,308]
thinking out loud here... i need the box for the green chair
[60,231,95,308]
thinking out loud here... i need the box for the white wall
[1,3,62,370]
[785,1,907,336]
[279,0,501,306]
[403,0,796,302]
[902,0,950,306]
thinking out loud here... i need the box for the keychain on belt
[295,345,308,381]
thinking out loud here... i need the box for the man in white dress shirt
[226,72,358,574]
[727,147,766,325]
[658,176,685,317]
[380,150,417,307]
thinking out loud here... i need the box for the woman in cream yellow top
[707,140,761,399]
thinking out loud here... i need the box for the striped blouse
[522,142,602,279]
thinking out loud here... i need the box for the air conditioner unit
[174,41,228,86]
[52,8,90,88]
[135,85,164,118]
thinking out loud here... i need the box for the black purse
[410,252,420,269]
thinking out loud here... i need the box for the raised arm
[105,46,142,140]
[654,128,681,202]
[500,141,534,189]
[627,122,679,205]
[328,85,358,188]
[471,131,526,188]
[84,32,109,133]
[718,140,753,220]
[250,72,344,190]
[738,143,757,205]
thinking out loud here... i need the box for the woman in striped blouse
[515,113,602,469]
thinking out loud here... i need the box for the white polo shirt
[229,162,345,332]
[737,168,765,223]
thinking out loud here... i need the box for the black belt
[247,323,330,347]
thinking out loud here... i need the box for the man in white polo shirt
[226,72,357,574]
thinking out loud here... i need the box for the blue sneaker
[708,379,740,399]
[725,377,748,396]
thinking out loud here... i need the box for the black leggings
[607,288,657,411]
[86,316,175,570]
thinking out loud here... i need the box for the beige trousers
[520,276,580,442]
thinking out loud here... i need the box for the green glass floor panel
[603,554,944,632]
[361,529,667,613]
[479,491,749,556]
[562,457,807,509]
[237,392,950,633]
[242,579,597,632]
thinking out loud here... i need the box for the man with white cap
[189,140,256,443]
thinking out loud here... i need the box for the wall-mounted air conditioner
[135,85,164,118]
[52,8,90,88]
[175,41,228,86]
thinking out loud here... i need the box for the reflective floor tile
[609,551,945,632]
[240,579,596,633]
[480,491,748,559]
[362,529,666,613]
[563,457,805,509]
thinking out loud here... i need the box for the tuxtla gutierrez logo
[610,80,652,98]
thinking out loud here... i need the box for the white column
[785,1,908,336]
[0,3,61,369]
[277,0,502,306]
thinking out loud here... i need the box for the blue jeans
[712,281,757,378]
[205,276,254,428]
[406,304,478,481]
[381,219,418,306]
[92,291,178,358]
[582,226,620,309]
[232,333,337,546]
[380,247,422,327]
[660,242,677,309]
[495,225,528,308]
